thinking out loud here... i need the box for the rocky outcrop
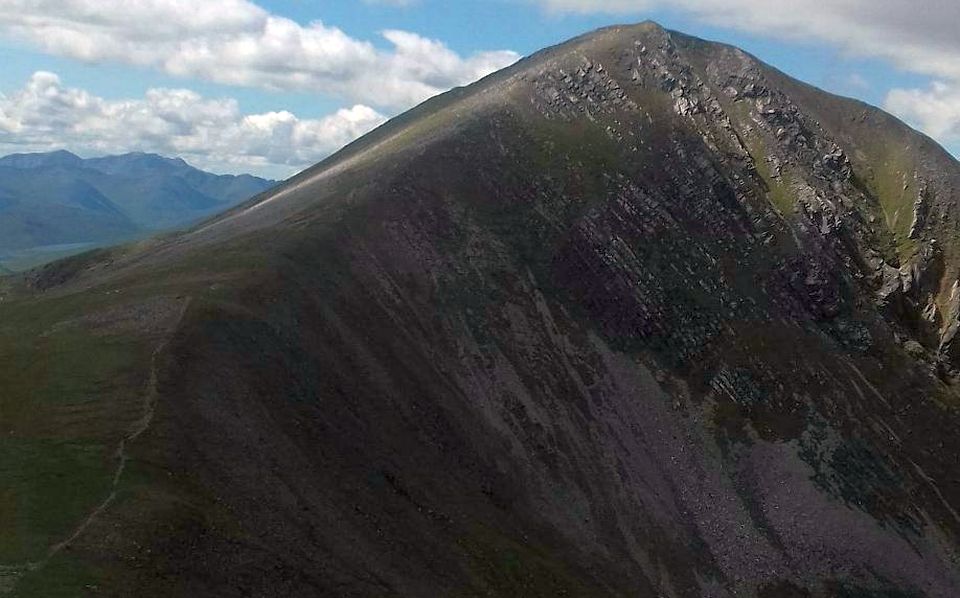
[909,186,932,239]
[533,57,637,122]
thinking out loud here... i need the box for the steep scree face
[3,22,960,598]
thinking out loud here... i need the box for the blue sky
[0,0,957,178]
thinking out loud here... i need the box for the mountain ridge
[3,21,960,597]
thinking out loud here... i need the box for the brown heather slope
[4,21,960,597]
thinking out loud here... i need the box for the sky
[0,1,958,180]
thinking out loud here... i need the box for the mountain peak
[119,150,187,163]
[92,151,192,170]
[4,24,960,598]
[0,149,83,169]
[47,148,81,160]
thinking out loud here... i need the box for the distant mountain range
[0,150,276,270]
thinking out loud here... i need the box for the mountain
[3,22,960,597]
[0,168,135,250]
[0,149,85,170]
[0,151,276,269]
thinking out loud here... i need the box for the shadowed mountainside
[4,22,960,597]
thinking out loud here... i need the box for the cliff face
[3,22,960,598]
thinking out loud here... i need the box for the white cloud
[0,0,519,110]
[885,82,960,143]
[0,71,387,179]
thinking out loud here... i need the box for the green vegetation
[0,288,154,569]
[0,229,277,597]
[457,523,603,596]
[8,554,100,598]
[737,123,797,216]
[758,160,796,215]
[853,143,920,261]
[0,438,113,563]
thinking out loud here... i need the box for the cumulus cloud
[0,71,387,178]
[0,0,519,109]
[885,82,960,144]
